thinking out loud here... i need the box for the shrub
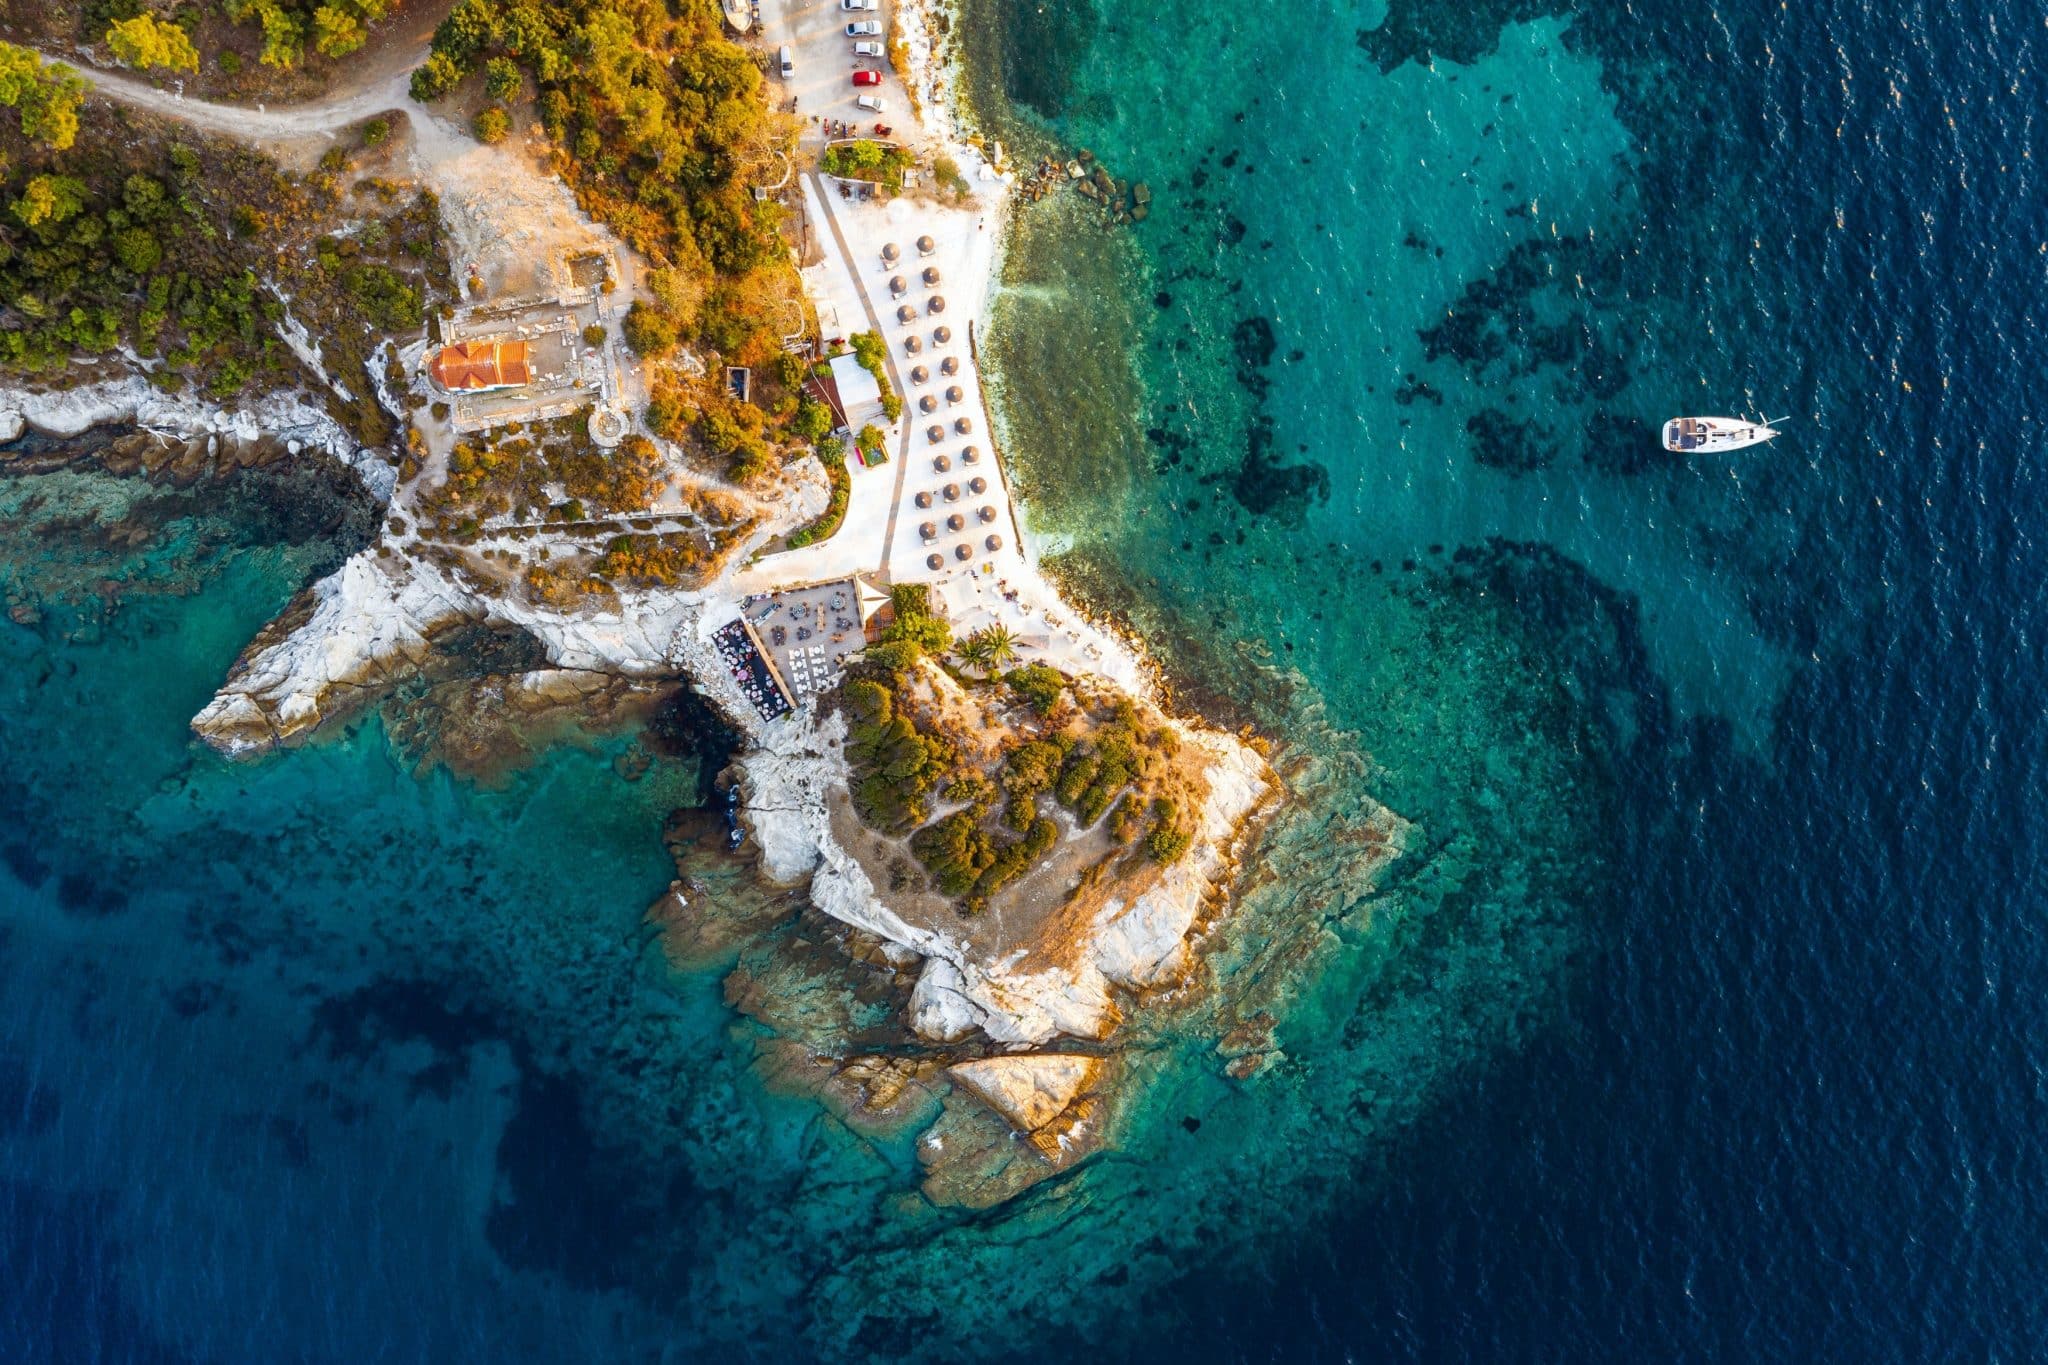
[581,322,606,347]
[847,691,952,831]
[473,104,511,144]
[105,15,200,73]
[362,117,390,145]
[1005,663,1064,714]
[409,50,461,101]
[622,300,679,356]
[1145,799,1192,864]
[794,395,833,444]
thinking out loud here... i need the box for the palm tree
[954,633,993,670]
[971,623,1017,671]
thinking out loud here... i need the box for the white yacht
[1662,415,1781,454]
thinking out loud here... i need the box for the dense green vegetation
[909,805,1058,907]
[822,138,914,186]
[412,0,802,367]
[229,0,392,65]
[422,419,675,536]
[862,583,951,674]
[844,676,953,833]
[842,632,1197,913]
[1005,662,1065,713]
[0,70,448,427]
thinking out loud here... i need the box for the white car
[844,19,881,36]
[852,40,884,57]
[778,44,793,79]
[855,94,885,113]
[840,0,876,9]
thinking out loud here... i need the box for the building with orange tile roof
[427,339,533,392]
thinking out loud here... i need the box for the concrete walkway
[807,170,915,575]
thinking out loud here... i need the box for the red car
[851,70,882,87]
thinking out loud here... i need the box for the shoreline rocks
[0,375,398,503]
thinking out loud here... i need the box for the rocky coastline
[0,373,399,502]
[0,13,1342,1215]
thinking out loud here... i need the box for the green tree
[409,50,462,101]
[105,15,201,72]
[622,300,679,357]
[0,42,86,150]
[956,634,992,670]
[1006,663,1064,714]
[11,174,86,228]
[255,1,306,68]
[435,0,499,63]
[794,395,833,444]
[473,104,511,144]
[112,226,163,274]
[312,5,367,59]
[483,56,521,100]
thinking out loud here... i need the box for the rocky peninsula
[0,4,1390,1207]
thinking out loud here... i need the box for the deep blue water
[4,0,2047,1356]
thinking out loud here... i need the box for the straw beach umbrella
[946,512,965,532]
[922,267,941,287]
[960,445,979,464]
[945,385,964,404]
[954,417,972,434]
[903,335,923,354]
[926,553,943,570]
[914,491,933,509]
[897,304,918,324]
[955,543,973,561]
[927,424,944,443]
[916,235,936,255]
[927,295,947,315]
[933,454,952,472]
[977,505,997,523]
[933,325,953,344]
[909,365,930,384]
[968,476,987,494]
[919,394,938,413]
[940,355,960,375]
[985,534,1004,551]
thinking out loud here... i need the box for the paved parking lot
[764,0,908,149]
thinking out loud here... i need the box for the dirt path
[64,56,424,149]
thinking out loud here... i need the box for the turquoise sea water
[5,0,2048,1353]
